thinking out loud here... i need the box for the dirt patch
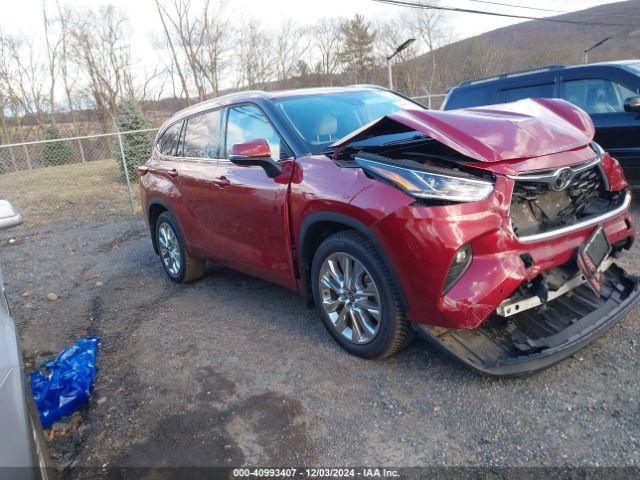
[226,393,315,466]
[112,403,245,472]
[112,367,314,472]
[196,366,236,403]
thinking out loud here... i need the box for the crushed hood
[332,98,595,162]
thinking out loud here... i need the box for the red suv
[139,86,639,376]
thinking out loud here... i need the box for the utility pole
[583,37,611,64]
[387,38,416,90]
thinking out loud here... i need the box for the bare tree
[155,0,191,103]
[155,0,230,101]
[411,4,445,94]
[42,1,62,126]
[0,52,35,168]
[0,94,17,169]
[0,33,48,127]
[201,1,230,96]
[235,20,274,89]
[274,20,310,88]
[312,18,343,84]
[68,5,134,123]
[54,1,86,160]
[156,0,207,101]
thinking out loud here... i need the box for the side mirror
[229,139,282,178]
[0,200,22,231]
[624,96,640,113]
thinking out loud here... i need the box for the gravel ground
[1,205,639,475]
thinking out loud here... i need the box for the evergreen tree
[339,15,377,84]
[114,99,152,182]
[41,124,73,167]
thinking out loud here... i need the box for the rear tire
[311,230,413,359]
[155,211,205,283]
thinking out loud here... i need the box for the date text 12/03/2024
[232,468,401,478]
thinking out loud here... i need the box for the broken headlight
[356,156,494,203]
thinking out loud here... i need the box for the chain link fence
[0,128,157,232]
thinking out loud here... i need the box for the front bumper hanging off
[415,263,640,377]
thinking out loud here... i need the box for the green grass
[0,159,140,230]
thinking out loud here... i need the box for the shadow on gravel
[111,365,316,474]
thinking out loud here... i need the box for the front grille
[510,161,624,238]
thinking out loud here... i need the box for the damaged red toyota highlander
[139,86,639,376]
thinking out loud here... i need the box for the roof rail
[350,84,388,90]
[458,64,566,87]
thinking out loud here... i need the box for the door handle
[212,176,230,187]
[167,169,179,178]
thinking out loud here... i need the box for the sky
[0,0,626,92]
[2,0,622,37]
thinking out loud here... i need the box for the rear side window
[157,122,182,156]
[444,87,495,109]
[182,109,223,158]
[500,83,555,102]
[560,78,638,114]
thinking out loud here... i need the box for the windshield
[274,90,421,154]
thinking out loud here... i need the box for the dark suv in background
[442,61,640,184]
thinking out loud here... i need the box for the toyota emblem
[552,167,573,191]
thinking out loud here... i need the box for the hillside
[410,0,640,96]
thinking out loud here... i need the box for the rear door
[153,120,209,254]
[173,108,227,257]
[558,72,640,184]
[210,103,297,289]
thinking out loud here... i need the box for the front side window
[157,121,182,156]
[182,109,223,158]
[225,105,285,161]
[560,78,638,114]
[275,90,419,154]
[501,84,555,103]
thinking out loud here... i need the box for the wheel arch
[147,198,173,255]
[298,212,408,310]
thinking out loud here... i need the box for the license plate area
[577,225,611,295]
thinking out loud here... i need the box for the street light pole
[387,38,416,91]
[583,37,611,64]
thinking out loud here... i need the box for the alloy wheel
[158,222,181,277]
[318,252,382,344]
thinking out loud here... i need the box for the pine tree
[339,15,377,84]
[41,124,73,167]
[114,99,153,182]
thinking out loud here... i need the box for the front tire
[155,211,205,283]
[311,230,413,359]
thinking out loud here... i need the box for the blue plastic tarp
[30,337,101,428]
